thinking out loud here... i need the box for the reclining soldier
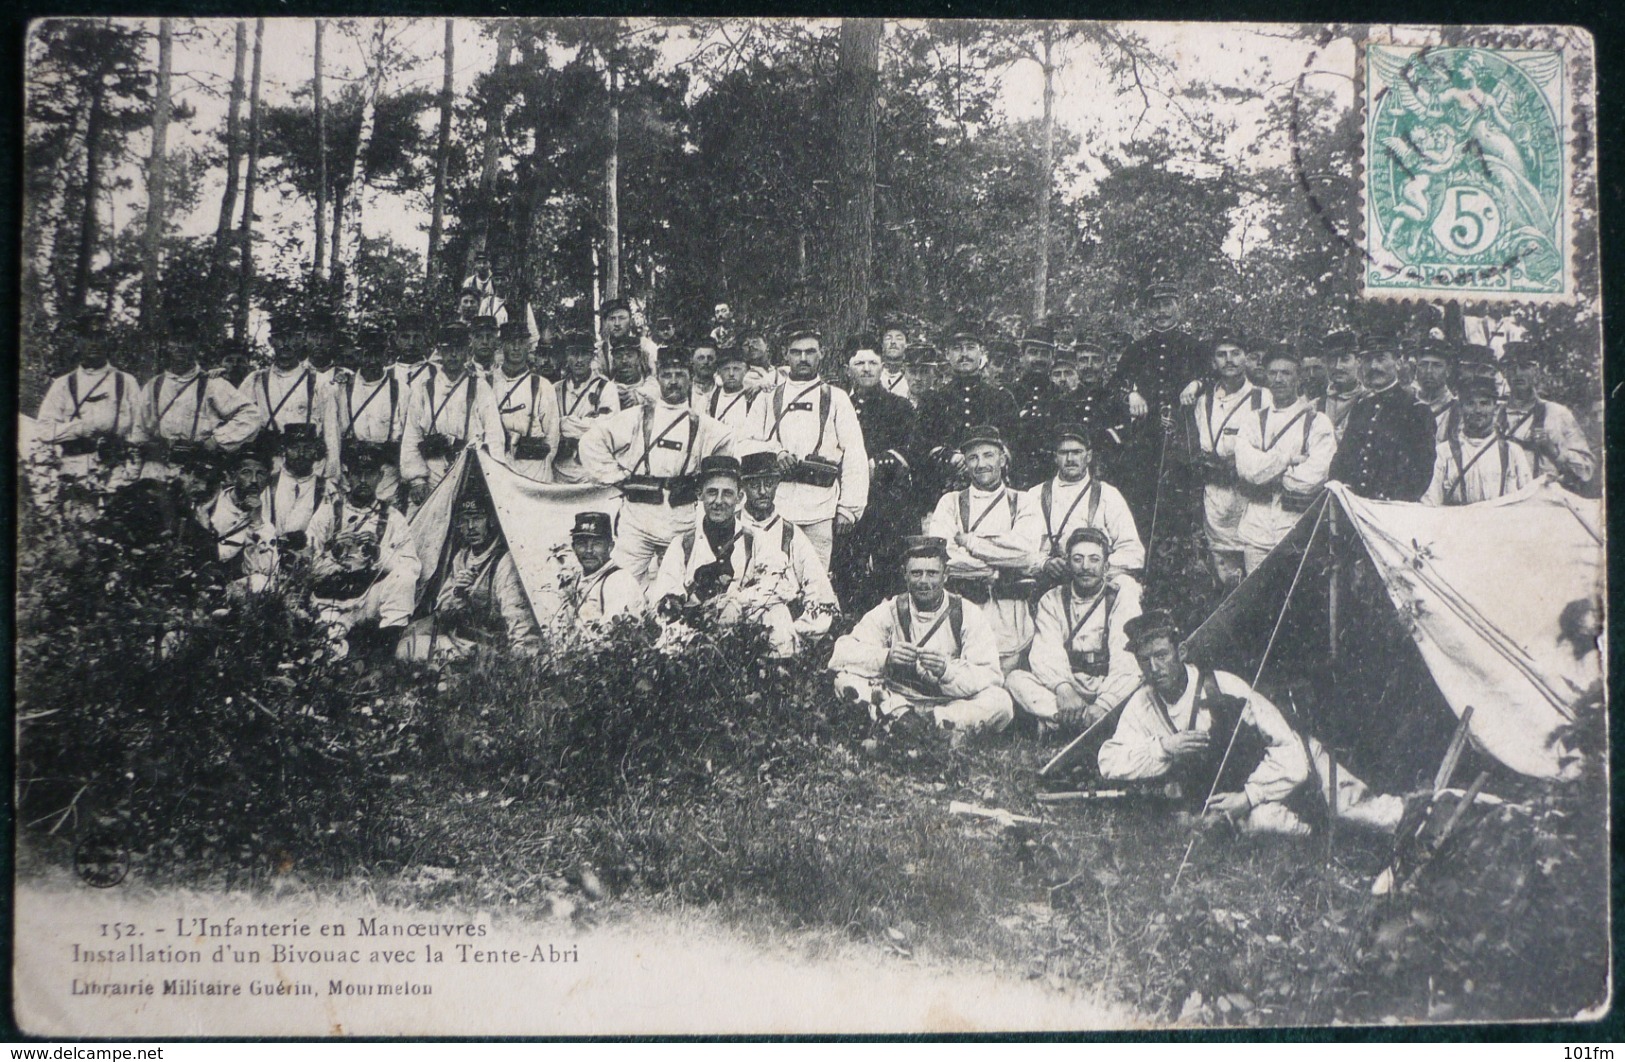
[829,535,1014,736]
[305,443,419,660]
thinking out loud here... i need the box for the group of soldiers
[29,278,1596,832]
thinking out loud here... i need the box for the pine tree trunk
[313,18,328,286]
[339,19,388,314]
[1033,26,1055,322]
[138,18,173,329]
[210,21,246,317]
[329,189,344,290]
[426,19,454,294]
[233,18,264,344]
[603,56,620,300]
[829,18,882,355]
[466,21,515,279]
[70,72,107,317]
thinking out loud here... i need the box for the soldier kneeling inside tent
[306,442,419,661]
[396,480,541,663]
[1098,610,1403,835]
[829,535,1013,738]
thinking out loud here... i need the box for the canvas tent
[395,448,623,626]
[1183,479,1603,789]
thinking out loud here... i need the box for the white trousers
[832,672,1013,733]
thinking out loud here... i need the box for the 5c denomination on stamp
[1363,43,1570,301]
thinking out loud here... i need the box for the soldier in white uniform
[390,314,440,395]
[1313,330,1367,443]
[323,328,405,504]
[131,315,265,486]
[579,347,735,586]
[1424,377,1534,506]
[700,346,758,434]
[553,334,623,485]
[306,442,419,660]
[247,325,325,471]
[926,425,1044,673]
[1006,527,1144,732]
[35,311,142,504]
[397,490,540,662]
[1498,341,1595,493]
[556,511,645,630]
[1027,425,1143,587]
[653,455,820,659]
[261,428,328,557]
[1234,347,1337,572]
[830,536,1014,736]
[400,325,501,509]
[1100,611,1402,835]
[1191,333,1263,587]
[195,445,280,590]
[489,320,561,482]
[737,450,840,655]
[743,323,870,569]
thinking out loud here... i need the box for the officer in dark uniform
[1105,281,1208,529]
[1009,324,1062,489]
[911,317,1019,515]
[835,336,919,615]
[1327,336,1438,501]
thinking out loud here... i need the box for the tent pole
[1327,499,1340,666]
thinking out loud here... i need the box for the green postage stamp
[1363,42,1573,301]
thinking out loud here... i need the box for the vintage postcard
[13,17,1605,1036]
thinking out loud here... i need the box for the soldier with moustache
[400,323,501,509]
[36,310,142,506]
[1498,341,1594,493]
[325,328,407,505]
[1327,337,1437,502]
[609,334,661,408]
[1009,325,1066,489]
[833,337,917,616]
[552,333,623,485]
[926,425,1044,674]
[1191,330,1265,587]
[490,320,561,482]
[911,318,1019,512]
[742,323,870,569]
[132,314,265,487]
[196,440,281,591]
[1314,330,1367,442]
[306,439,419,661]
[468,315,502,377]
[579,346,735,586]
[249,314,327,474]
[599,296,660,377]
[879,321,915,405]
[1108,281,1208,530]
[1234,346,1337,573]
[1006,527,1144,733]
[390,313,440,394]
[1026,425,1144,586]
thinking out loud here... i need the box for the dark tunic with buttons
[835,386,919,616]
[1327,383,1437,501]
[910,373,1019,510]
[1103,328,1208,530]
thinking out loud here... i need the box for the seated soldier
[926,425,1044,672]
[829,536,1014,736]
[305,443,419,660]
[652,455,810,658]
[1006,527,1143,733]
[262,427,328,558]
[555,511,645,631]
[1098,611,1402,834]
[195,444,280,591]
[738,450,840,653]
[396,488,541,662]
